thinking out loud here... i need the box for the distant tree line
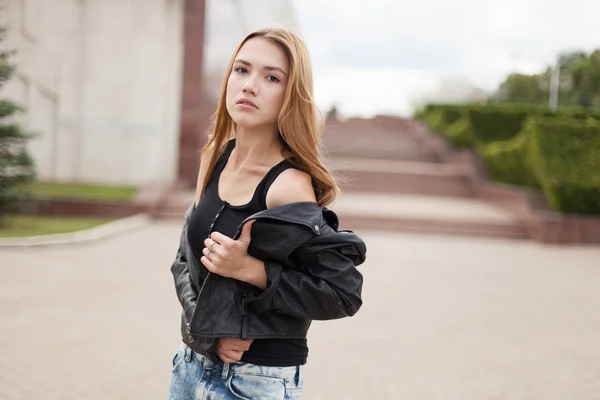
[493,49,600,109]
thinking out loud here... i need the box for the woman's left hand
[201,220,256,281]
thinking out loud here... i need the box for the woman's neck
[229,126,283,171]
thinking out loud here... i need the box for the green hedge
[417,105,473,147]
[467,107,529,144]
[416,103,600,145]
[542,106,600,120]
[479,130,539,188]
[527,117,600,215]
[444,116,475,148]
[416,103,600,215]
[438,107,463,127]
[417,104,532,146]
[420,106,463,133]
[420,109,443,130]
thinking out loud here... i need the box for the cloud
[292,0,600,116]
[313,66,438,117]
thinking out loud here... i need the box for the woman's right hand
[216,338,254,363]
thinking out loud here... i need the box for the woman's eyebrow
[234,58,288,77]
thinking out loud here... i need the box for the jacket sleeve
[170,221,198,321]
[247,245,364,321]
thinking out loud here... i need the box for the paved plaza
[2,221,600,399]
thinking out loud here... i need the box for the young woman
[169,27,366,399]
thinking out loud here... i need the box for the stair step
[326,158,474,197]
[326,157,471,175]
[336,215,528,240]
[328,192,527,239]
[322,119,439,161]
[329,193,518,223]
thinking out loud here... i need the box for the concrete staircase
[329,192,528,240]
[156,116,529,240]
[158,189,195,222]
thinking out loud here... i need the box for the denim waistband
[181,342,303,382]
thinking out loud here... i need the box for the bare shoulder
[266,167,317,208]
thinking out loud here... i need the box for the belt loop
[184,345,192,362]
[221,362,230,380]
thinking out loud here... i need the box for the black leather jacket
[170,201,366,362]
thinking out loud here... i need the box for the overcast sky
[291,0,600,117]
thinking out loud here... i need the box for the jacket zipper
[186,201,227,341]
[186,203,317,341]
[241,294,248,340]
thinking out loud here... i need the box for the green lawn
[0,215,116,238]
[23,182,138,202]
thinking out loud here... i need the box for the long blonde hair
[194,28,338,207]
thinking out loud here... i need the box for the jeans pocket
[227,373,286,400]
[284,365,304,399]
[171,346,185,373]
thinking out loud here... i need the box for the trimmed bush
[527,117,600,215]
[547,106,600,120]
[438,107,463,128]
[467,107,529,144]
[415,105,474,148]
[418,102,600,215]
[479,130,539,188]
[418,105,463,133]
[420,108,443,130]
[444,117,475,148]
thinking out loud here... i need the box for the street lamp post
[549,56,560,112]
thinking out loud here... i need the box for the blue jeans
[168,342,305,399]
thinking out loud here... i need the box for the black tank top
[187,139,308,367]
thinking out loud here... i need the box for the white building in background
[203,1,300,97]
[411,77,489,110]
[0,0,300,186]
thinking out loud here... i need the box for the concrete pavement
[2,222,600,399]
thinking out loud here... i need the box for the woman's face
[226,37,290,130]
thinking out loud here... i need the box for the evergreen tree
[0,27,36,223]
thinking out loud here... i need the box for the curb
[0,213,152,248]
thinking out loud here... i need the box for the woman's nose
[242,76,259,95]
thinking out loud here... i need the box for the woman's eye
[267,75,280,83]
[235,67,248,74]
